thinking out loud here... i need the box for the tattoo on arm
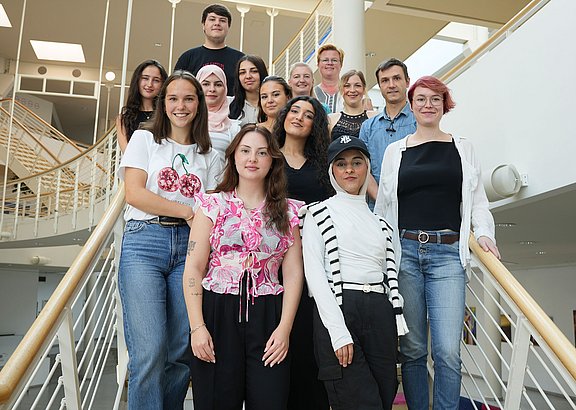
[187,278,202,296]
[187,240,196,255]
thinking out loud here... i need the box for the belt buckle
[362,284,371,293]
[417,231,430,244]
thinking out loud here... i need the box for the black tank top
[330,111,369,141]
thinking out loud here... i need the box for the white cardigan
[374,135,496,269]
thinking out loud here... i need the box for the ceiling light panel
[30,40,86,63]
[0,4,11,28]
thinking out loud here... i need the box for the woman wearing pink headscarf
[197,64,240,162]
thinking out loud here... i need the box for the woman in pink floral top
[184,124,304,410]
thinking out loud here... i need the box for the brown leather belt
[402,230,459,245]
[148,216,188,227]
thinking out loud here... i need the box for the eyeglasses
[413,96,443,107]
[320,58,340,65]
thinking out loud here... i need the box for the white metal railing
[0,125,117,240]
[0,186,126,410]
[452,237,576,410]
[271,0,333,78]
[0,98,84,174]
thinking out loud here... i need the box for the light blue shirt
[359,101,416,183]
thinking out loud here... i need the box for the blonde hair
[317,44,344,64]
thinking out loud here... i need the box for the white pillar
[266,8,279,70]
[168,0,182,73]
[332,0,365,74]
[236,5,251,52]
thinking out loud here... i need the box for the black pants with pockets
[313,290,398,410]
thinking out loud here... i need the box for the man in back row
[361,58,417,202]
[175,4,244,96]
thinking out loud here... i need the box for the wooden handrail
[441,0,546,82]
[0,98,83,153]
[469,235,576,381]
[0,184,125,404]
[272,0,326,66]
[0,125,116,188]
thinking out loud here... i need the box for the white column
[168,0,182,73]
[236,5,251,52]
[266,8,279,70]
[332,0,366,73]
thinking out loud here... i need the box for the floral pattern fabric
[197,191,303,297]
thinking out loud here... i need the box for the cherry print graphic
[157,164,179,192]
[157,153,202,197]
[178,155,201,198]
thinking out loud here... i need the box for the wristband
[190,323,206,335]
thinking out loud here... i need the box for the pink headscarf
[196,64,231,133]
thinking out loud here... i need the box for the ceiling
[4,0,570,276]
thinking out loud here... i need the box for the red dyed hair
[408,76,456,114]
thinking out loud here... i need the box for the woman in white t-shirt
[118,70,222,410]
[197,64,240,162]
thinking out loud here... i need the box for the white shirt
[119,130,223,221]
[302,161,390,351]
[209,120,240,163]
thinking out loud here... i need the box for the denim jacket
[374,135,496,269]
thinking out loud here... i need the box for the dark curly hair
[142,70,211,154]
[216,124,290,234]
[121,60,167,140]
[273,96,332,194]
[229,55,268,120]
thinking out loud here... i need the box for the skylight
[0,4,12,27]
[30,40,86,63]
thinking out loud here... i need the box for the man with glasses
[360,58,417,202]
[175,4,244,96]
[314,44,344,113]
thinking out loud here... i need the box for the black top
[330,111,369,141]
[136,110,152,126]
[398,140,463,231]
[126,110,153,142]
[284,158,331,204]
[174,46,244,96]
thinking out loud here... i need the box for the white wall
[0,267,39,367]
[442,0,576,205]
[0,267,39,335]
[511,264,576,345]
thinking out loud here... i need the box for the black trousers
[313,290,398,410]
[191,288,289,410]
[287,283,330,409]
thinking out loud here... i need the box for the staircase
[0,99,84,179]
[0,120,117,241]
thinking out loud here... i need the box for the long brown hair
[121,60,167,140]
[143,70,211,153]
[216,124,290,234]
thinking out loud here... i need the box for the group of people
[115,3,500,410]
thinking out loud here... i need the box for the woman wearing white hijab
[197,64,240,162]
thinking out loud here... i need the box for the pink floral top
[197,191,303,297]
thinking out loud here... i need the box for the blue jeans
[118,220,192,410]
[398,231,465,410]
